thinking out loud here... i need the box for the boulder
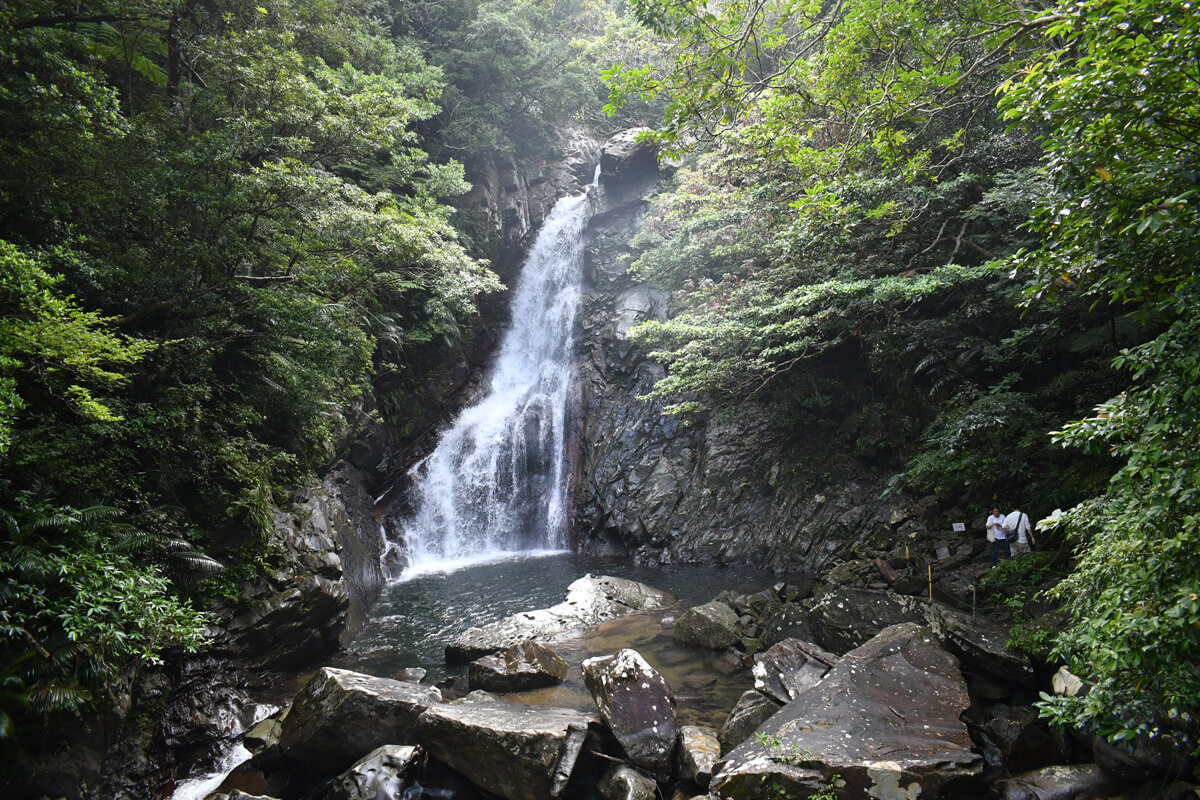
[582,649,677,779]
[718,690,782,753]
[598,763,658,800]
[328,745,421,800]
[468,641,569,692]
[416,700,600,800]
[677,725,721,789]
[673,600,741,651]
[278,668,441,773]
[994,763,1123,799]
[983,704,1056,774]
[447,575,671,661]
[712,623,982,799]
[807,588,925,654]
[1093,732,1197,782]
[243,717,282,756]
[737,588,785,619]
[1050,666,1084,697]
[759,604,815,648]
[894,595,1036,689]
[751,639,838,704]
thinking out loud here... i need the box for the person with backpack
[1005,507,1036,554]
[987,507,1010,567]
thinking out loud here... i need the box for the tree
[0,0,502,730]
[999,0,1200,749]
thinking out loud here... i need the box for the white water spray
[389,188,596,576]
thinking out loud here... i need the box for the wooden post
[928,564,933,602]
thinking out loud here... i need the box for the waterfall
[388,188,596,577]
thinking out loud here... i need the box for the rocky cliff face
[571,135,920,573]
[460,132,601,279]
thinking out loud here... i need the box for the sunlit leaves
[0,242,154,442]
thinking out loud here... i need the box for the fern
[78,23,168,88]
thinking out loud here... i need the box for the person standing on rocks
[1004,507,1035,555]
[987,507,1010,568]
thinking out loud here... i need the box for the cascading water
[387,187,597,576]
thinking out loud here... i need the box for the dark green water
[331,552,776,728]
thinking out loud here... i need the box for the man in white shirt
[1005,508,1036,554]
[987,507,1010,567]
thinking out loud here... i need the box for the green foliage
[0,494,210,735]
[1035,320,1200,750]
[0,0,499,530]
[401,0,614,164]
[0,0,507,740]
[988,0,1200,749]
[0,241,154,445]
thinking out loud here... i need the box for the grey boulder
[278,668,440,773]
[597,763,658,800]
[677,725,721,789]
[328,745,422,800]
[994,763,1123,799]
[582,648,677,780]
[672,600,741,651]
[416,699,600,800]
[718,689,782,753]
[712,623,982,799]
[468,641,569,692]
[447,575,671,661]
[751,639,837,704]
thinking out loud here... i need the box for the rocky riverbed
[195,548,1198,800]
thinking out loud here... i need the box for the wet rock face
[221,575,349,672]
[572,128,929,573]
[279,668,441,774]
[713,623,982,799]
[416,700,600,800]
[460,131,600,274]
[573,263,910,571]
[212,462,385,673]
[446,575,672,661]
[582,649,678,780]
[328,745,422,800]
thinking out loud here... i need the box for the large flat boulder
[416,700,600,800]
[279,668,441,773]
[447,575,672,661]
[582,649,677,780]
[712,623,981,799]
[895,595,1036,688]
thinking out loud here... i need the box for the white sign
[952,522,966,532]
